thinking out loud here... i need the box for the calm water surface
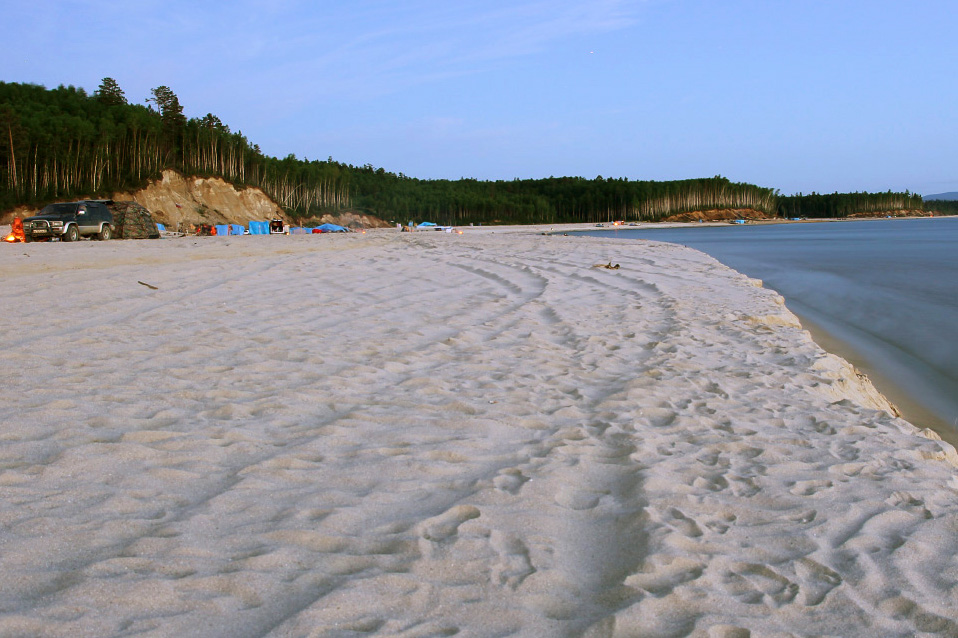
[587,218,958,441]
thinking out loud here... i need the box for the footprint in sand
[794,558,842,606]
[876,596,958,634]
[703,512,737,535]
[489,530,535,589]
[641,407,678,428]
[721,563,798,606]
[695,450,728,468]
[493,468,529,494]
[885,491,932,519]
[812,419,836,435]
[625,556,704,597]
[692,474,730,492]
[657,507,703,538]
[729,475,761,497]
[785,509,817,524]
[554,486,605,511]
[789,479,833,496]
[419,505,481,543]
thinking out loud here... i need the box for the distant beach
[2,227,957,636]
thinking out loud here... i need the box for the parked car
[22,200,115,242]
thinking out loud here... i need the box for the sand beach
[2,227,957,637]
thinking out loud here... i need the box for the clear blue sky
[4,0,957,195]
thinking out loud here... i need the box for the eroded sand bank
[2,229,957,637]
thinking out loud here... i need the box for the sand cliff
[112,170,285,230]
[4,170,390,230]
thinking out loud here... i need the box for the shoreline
[573,217,958,447]
[783,303,958,448]
[2,227,958,634]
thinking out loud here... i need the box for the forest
[923,199,958,215]
[0,80,930,225]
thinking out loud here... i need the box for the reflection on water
[589,218,958,441]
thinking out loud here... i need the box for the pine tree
[147,86,186,128]
[94,77,127,106]
[147,85,187,163]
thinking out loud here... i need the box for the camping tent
[210,224,246,236]
[417,222,437,228]
[109,201,160,239]
[317,223,348,232]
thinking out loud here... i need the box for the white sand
[2,228,957,637]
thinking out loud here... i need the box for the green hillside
[1,80,927,224]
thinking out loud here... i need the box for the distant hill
[924,192,958,201]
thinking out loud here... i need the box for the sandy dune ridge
[1,229,957,637]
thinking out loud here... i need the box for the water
[586,218,958,442]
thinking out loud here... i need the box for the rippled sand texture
[2,230,957,637]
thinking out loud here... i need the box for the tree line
[0,81,350,216]
[346,171,780,225]
[0,80,934,224]
[923,199,958,215]
[777,191,923,218]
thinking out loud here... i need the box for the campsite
[2,202,369,243]
[3,200,461,243]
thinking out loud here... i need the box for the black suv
[23,200,114,242]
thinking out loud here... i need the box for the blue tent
[417,222,437,228]
[317,223,348,232]
[248,221,270,235]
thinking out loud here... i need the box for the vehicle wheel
[98,225,113,241]
[63,225,79,242]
